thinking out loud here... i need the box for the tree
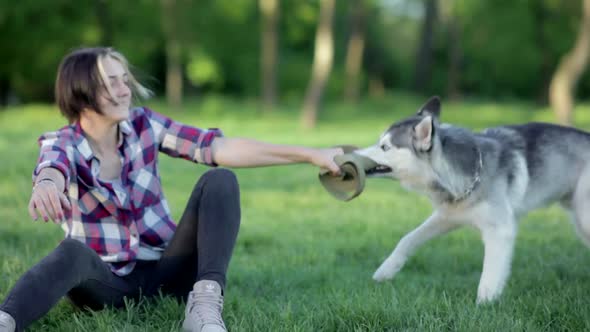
[344,0,366,103]
[532,0,551,104]
[441,0,462,100]
[260,0,279,113]
[301,0,335,129]
[161,0,183,109]
[413,0,438,93]
[549,0,590,125]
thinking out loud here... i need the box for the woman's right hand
[28,180,71,223]
[309,147,344,176]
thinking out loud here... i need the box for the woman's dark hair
[55,47,151,123]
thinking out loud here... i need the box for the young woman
[0,47,342,332]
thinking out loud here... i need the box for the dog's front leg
[476,219,517,304]
[373,211,457,282]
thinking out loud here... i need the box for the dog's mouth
[365,164,393,175]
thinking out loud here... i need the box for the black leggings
[0,168,241,331]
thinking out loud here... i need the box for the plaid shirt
[33,107,222,276]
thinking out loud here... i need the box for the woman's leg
[66,260,156,311]
[0,238,140,331]
[154,168,241,298]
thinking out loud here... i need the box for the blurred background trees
[1,0,589,127]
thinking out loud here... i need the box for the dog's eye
[380,144,390,152]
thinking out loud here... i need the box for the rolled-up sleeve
[144,107,223,166]
[32,132,72,186]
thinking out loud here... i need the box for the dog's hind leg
[571,164,590,247]
[373,211,458,282]
[474,203,517,304]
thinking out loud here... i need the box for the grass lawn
[1,93,590,331]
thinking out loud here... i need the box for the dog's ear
[413,116,434,151]
[417,96,441,118]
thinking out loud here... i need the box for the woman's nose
[119,82,131,97]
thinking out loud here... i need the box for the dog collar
[452,148,483,202]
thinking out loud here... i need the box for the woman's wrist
[34,167,67,193]
[303,147,320,165]
[32,178,55,192]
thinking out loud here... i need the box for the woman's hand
[309,147,343,175]
[28,180,71,223]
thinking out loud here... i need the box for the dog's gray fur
[357,96,590,303]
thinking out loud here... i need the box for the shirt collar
[73,119,132,161]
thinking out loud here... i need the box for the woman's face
[96,56,132,122]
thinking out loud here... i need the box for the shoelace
[188,291,224,325]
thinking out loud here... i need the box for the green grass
[2,93,590,331]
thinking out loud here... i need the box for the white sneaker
[182,280,226,332]
[0,311,15,332]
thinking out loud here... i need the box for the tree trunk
[161,0,183,109]
[260,0,279,113]
[446,15,462,100]
[533,0,551,105]
[301,0,335,129]
[344,0,366,103]
[549,0,590,126]
[368,76,385,98]
[0,78,7,108]
[413,0,438,93]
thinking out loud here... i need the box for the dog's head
[356,96,442,190]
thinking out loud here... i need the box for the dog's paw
[372,269,393,282]
[476,296,496,305]
[372,257,404,282]
[476,286,501,305]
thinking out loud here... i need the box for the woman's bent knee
[202,168,238,184]
[198,168,239,194]
[53,238,100,269]
[57,238,91,253]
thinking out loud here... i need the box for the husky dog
[357,96,590,304]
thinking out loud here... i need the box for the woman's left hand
[309,147,343,175]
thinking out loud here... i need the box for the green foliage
[186,48,224,89]
[452,0,579,98]
[0,1,95,101]
[1,0,590,104]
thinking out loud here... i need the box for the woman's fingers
[59,192,71,211]
[30,181,65,222]
[48,190,64,223]
[31,195,50,222]
[28,197,38,220]
[322,148,344,175]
